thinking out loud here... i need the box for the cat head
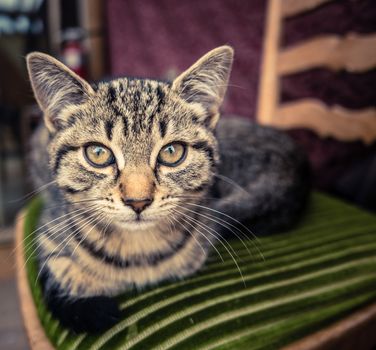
[27,46,233,230]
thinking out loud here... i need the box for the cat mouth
[118,217,150,223]
[116,215,156,229]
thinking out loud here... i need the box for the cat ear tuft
[26,52,94,132]
[172,46,234,129]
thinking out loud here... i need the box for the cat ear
[26,52,94,132]
[172,46,233,129]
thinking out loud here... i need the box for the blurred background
[0,0,375,348]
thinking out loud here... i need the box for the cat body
[27,47,309,333]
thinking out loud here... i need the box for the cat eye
[84,144,115,168]
[158,142,187,167]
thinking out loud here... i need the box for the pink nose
[122,198,153,214]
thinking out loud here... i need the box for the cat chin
[115,218,157,231]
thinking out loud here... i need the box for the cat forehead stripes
[99,79,169,138]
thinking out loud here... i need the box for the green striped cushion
[23,193,376,350]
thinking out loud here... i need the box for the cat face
[27,47,233,230]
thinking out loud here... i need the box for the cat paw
[47,294,121,333]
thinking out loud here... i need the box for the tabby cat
[27,46,310,333]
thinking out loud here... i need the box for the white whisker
[184,202,261,244]
[22,205,100,271]
[14,203,99,260]
[173,202,264,261]
[34,209,101,284]
[167,214,207,258]
[8,180,57,203]
[172,208,246,286]
[213,174,251,196]
[177,208,240,259]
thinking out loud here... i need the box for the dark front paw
[47,294,121,333]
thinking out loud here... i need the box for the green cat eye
[84,144,115,168]
[158,142,187,167]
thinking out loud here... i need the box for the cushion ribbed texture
[24,193,376,349]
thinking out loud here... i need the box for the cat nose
[122,198,153,214]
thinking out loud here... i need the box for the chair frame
[15,213,54,350]
[257,0,376,144]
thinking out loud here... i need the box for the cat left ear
[172,46,234,129]
[26,52,94,132]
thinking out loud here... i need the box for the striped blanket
[23,193,376,349]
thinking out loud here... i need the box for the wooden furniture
[15,213,54,350]
[284,303,376,350]
[257,0,376,144]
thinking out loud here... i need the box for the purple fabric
[287,129,376,189]
[283,0,376,47]
[281,69,376,109]
[106,0,266,119]
[106,0,376,192]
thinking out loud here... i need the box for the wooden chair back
[257,0,376,144]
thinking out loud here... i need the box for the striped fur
[27,46,310,332]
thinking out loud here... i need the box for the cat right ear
[26,52,94,132]
[172,46,233,130]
